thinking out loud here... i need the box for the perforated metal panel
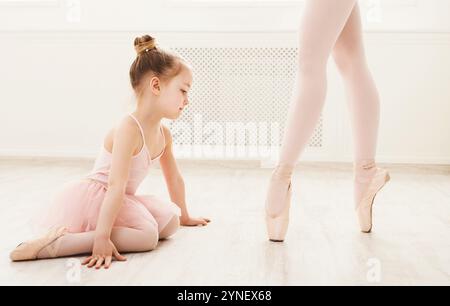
[168,47,323,159]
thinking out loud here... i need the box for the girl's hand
[82,236,127,269]
[180,216,211,227]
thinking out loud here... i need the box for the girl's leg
[158,214,180,240]
[267,0,358,217]
[39,213,180,259]
[331,4,382,208]
[37,224,158,259]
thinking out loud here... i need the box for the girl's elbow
[176,175,185,185]
[107,182,127,194]
[169,175,184,187]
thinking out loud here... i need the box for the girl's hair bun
[134,35,156,56]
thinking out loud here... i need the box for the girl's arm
[159,126,210,226]
[95,118,139,236]
[85,118,140,267]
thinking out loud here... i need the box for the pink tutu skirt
[38,179,181,233]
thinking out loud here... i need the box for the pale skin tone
[81,65,210,269]
[85,2,364,268]
[12,3,374,267]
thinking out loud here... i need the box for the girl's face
[158,67,193,120]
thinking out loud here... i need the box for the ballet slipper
[10,226,68,261]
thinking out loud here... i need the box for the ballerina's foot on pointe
[265,164,294,242]
[354,159,390,233]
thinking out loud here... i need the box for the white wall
[1,0,449,164]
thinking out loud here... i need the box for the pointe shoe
[10,226,68,261]
[265,165,293,242]
[355,162,390,233]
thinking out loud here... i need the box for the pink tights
[273,1,380,211]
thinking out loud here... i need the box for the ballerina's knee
[159,214,180,240]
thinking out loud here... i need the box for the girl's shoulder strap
[128,114,146,146]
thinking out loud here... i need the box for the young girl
[10,35,210,269]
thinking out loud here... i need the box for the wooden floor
[1,158,449,285]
